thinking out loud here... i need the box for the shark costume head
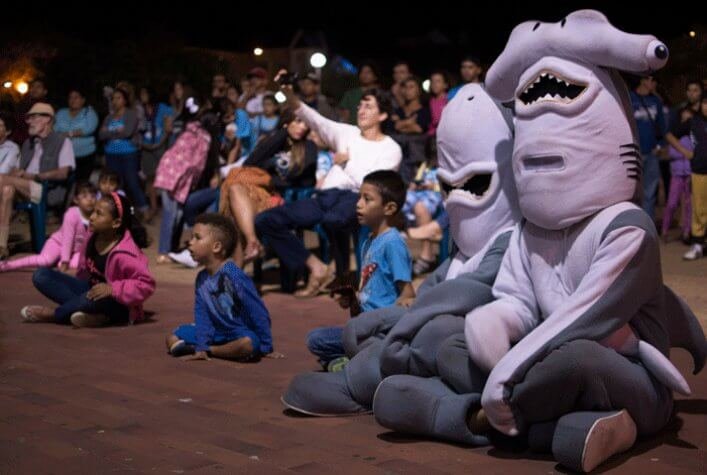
[436,83,520,258]
[485,9,668,230]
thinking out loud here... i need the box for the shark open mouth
[440,173,493,199]
[518,71,586,106]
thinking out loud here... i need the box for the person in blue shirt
[54,89,99,183]
[306,170,415,371]
[447,55,483,101]
[138,87,173,222]
[630,76,667,222]
[166,213,282,361]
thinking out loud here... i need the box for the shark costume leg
[282,305,407,415]
[510,340,672,472]
[372,331,491,445]
[373,375,490,446]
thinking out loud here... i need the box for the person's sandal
[294,268,335,299]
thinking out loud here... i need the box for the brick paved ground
[0,220,704,474]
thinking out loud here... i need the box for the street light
[689,31,696,38]
[254,47,264,56]
[422,79,430,93]
[2,81,11,89]
[16,81,28,95]
[310,52,327,68]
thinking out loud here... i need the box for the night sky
[5,1,702,69]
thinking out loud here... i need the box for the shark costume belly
[461,10,705,472]
[281,85,520,433]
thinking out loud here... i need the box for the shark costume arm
[465,224,540,373]
[379,231,512,377]
[480,210,684,435]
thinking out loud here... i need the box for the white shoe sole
[280,396,372,417]
[581,409,637,472]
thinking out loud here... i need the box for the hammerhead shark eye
[467,96,475,101]
[533,22,540,31]
[561,18,567,28]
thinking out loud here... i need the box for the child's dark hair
[363,170,406,213]
[74,181,97,198]
[101,193,149,248]
[98,169,121,187]
[361,88,393,119]
[195,213,238,257]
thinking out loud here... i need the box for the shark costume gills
[459,10,705,472]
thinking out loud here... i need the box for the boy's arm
[236,274,274,354]
[194,281,215,353]
[59,208,79,265]
[395,281,416,307]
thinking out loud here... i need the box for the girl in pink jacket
[20,192,156,327]
[0,182,96,272]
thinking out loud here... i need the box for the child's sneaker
[170,339,196,357]
[683,243,703,261]
[168,249,199,269]
[326,356,350,372]
[70,312,110,328]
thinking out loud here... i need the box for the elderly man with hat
[239,67,275,117]
[0,102,75,258]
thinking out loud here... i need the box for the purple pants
[662,175,691,236]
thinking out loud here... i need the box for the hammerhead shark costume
[282,83,520,426]
[384,10,705,472]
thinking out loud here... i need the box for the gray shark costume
[281,84,520,430]
[382,10,704,473]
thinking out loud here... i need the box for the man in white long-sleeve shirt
[254,71,402,297]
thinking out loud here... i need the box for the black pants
[254,189,359,276]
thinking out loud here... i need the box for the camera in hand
[277,72,300,86]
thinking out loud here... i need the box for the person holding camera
[254,69,402,297]
[630,75,667,222]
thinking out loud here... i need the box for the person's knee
[1,184,15,201]
[306,329,324,353]
[255,208,284,232]
[32,267,51,288]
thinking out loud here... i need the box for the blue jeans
[32,268,129,324]
[183,187,219,227]
[158,190,183,254]
[306,326,345,366]
[105,152,148,210]
[173,323,260,355]
[642,152,660,222]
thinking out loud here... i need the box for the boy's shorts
[173,324,260,356]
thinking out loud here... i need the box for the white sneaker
[683,244,703,261]
[168,249,199,268]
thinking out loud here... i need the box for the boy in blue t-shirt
[166,213,282,361]
[307,170,415,371]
